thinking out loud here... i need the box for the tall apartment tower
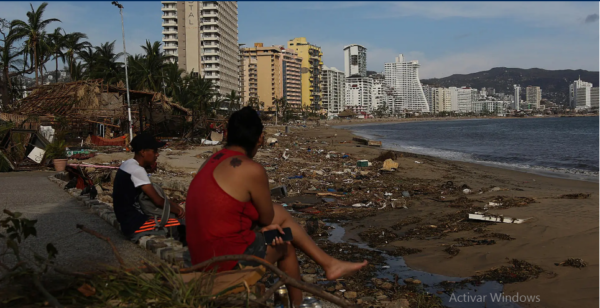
[569,77,593,109]
[239,43,302,110]
[525,86,542,109]
[161,1,239,96]
[343,44,367,77]
[513,85,521,111]
[321,66,345,117]
[384,54,429,113]
[287,37,323,111]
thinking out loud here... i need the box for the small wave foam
[375,140,598,182]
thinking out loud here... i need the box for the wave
[351,129,598,182]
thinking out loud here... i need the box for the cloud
[584,13,599,23]
[368,2,597,28]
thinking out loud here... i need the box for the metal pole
[115,3,133,142]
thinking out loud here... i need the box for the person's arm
[140,184,185,218]
[245,162,275,226]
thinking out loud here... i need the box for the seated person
[186,107,368,306]
[112,133,186,241]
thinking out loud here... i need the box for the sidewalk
[0,171,160,273]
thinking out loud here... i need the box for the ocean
[343,117,599,182]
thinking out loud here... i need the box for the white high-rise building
[345,76,372,114]
[513,85,521,111]
[384,54,429,112]
[569,78,593,109]
[449,87,473,113]
[525,86,542,109]
[161,1,239,95]
[430,88,451,113]
[343,44,367,78]
[591,87,599,108]
[371,77,385,111]
[322,66,345,117]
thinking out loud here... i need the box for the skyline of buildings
[159,2,596,117]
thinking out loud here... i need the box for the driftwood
[180,254,358,308]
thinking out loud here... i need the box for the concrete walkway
[0,171,159,273]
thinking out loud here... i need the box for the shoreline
[330,119,598,184]
[297,124,598,308]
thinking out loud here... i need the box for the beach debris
[487,233,515,240]
[463,188,472,194]
[468,212,530,224]
[270,186,288,198]
[380,159,399,171]
[374,151,398,162]
[357,160,369,167]
[555,258,587,268]
[401,191,410,198]
[487,196,536,208]
[359,228,398,246]
[444,246,460,257]
[386,246,422,256]
[414,161,422,164]
[391,217,422,230]
[558,193,591,199]
[282,150,290,160]
[489,186,502,192]
[469,259,544,284]
[266,137,278,146]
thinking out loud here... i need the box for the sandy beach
[78,120,598,307]
[310,124,598,308]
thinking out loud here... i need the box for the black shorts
[237,230,267,268]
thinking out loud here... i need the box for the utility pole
[112,1,133,142]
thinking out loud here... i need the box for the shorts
[237,230,267,268]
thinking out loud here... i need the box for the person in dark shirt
[112,133,185,240]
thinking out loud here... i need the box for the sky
[2,1,599,79]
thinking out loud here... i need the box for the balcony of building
[161,5,177,11]
[162,28,177,34]
[163,35,177,42]
[202,10,219,17]
[163,44,178,50]
[162,21,177,27]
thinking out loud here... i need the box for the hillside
[421,67,599,104]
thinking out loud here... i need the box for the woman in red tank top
[186,107,367,307]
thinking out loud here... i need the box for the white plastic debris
[463,188,472,194]
[468,212,529,224]
[415,161,422,164]
[282,151,290,160]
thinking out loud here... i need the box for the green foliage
[44,138,67,160]
[0,209,58,282]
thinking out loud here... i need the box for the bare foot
[324,259,368,280]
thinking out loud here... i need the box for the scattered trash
[380,159,399,172]
[555,258,587,268]
[415,161,422,164]
[401,191,410,198]
[282,150,290,160]
[462,188,472,194]
[357,160,369,167]
[468,212,530,224]
[558,193,591,199]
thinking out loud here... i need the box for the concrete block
[139,235,162,249]
[147,238,168,253]
[157,246,174,259]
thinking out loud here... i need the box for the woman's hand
[261,224,288,246]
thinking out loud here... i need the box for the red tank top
[186,148,259,271]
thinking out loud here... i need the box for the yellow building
[240,43,302,110]
[287,37,323,111]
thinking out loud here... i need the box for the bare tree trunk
[34,42,39,86]
[55,56,59,83]
[0,68,11,111]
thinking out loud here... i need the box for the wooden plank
[180,266,266,295]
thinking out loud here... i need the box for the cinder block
[147,238,168,253]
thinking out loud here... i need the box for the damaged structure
[2,79,191,140]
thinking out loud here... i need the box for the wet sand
[307,123,598,308]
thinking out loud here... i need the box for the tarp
[91,135,126,147]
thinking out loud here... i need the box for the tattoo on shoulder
[230,157,242,168]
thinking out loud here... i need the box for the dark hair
[226,106,263,155]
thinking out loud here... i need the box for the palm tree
[224,90,241,115]
[47,27,65,83]
[62,31,89,77]
[94,41,123,84]
[76,45,96,78]
[0,21,24,109]
[66,61,84,81]
[162,61,184,97]
[11,2,60,86]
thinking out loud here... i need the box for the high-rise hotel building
[384,54,429,112]
[240,43,302,110]
[161,1,239,96]
[287,37,323,111]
